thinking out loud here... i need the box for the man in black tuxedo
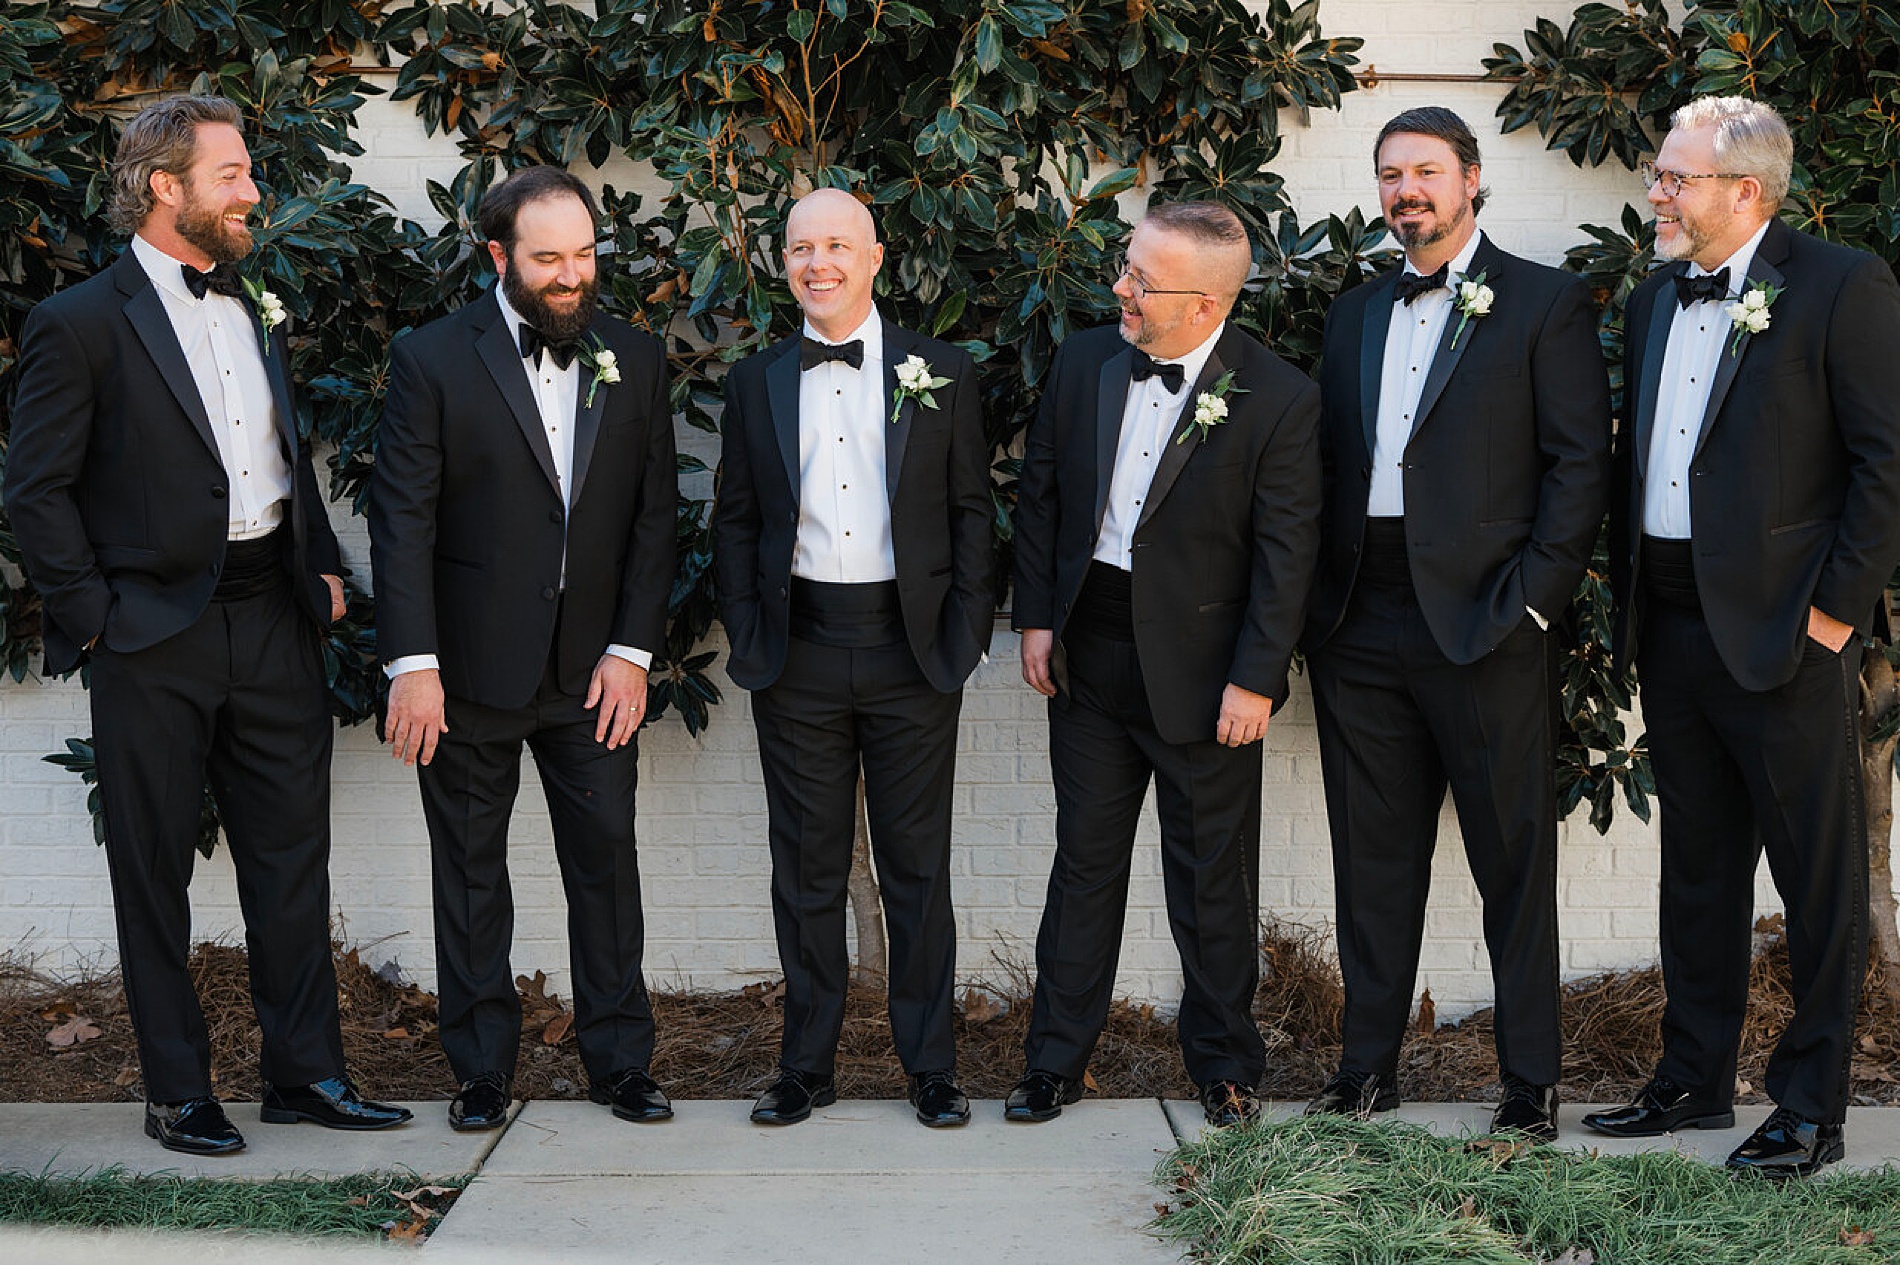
[1301,107,1611,1140]
[1009,200,1321,1126]
[713,188,994,1127]
[1582,96,1900,1177]
[5,95,409,1154]
[369,166,679,1131]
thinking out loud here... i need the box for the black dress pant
[1640,599,1867,1124]
[1025,566,1267,1087]
[420,646,654,1086]
[749,580,962,1078]
[1308,560,1562,1087]
[90,558,344,1103]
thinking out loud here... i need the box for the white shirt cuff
[1526,605,1549,632]
[605,644,653,671]
[385,654,439,679]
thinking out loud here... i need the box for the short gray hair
[1670,95,1792,208]
[108,95,244,234]
[1140,200,1253,302]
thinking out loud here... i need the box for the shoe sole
[1581,1109,1734,1139]
[751,1086,837,1125]
[144,1114,244,1155]
[258,1106,413,1130]
[916,1110,970,1127]
[608,1104,675,1123]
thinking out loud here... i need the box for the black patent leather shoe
[589,1067,674,1122]
[261,1076,413,1130]
[750,1069,836,1125]
[448,1072,513,1132]
[1003,1070,1085,1122]
[1200,1080,1261,1127]
[1305,1069,1400,1117]
[1580,1076,1734,1138]
[1725,1106,1844,1179]
[1489,1076,1558,1142]
[145,1097,245,1156]
[908,1070,970,1127]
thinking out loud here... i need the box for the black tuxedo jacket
[1610,219,1900,691]
[1012,323,1321,746]
[368,290,677,710]
[1303,236,1612,663]
[5,249,343,675]
[712,319,996,693]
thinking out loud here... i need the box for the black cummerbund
[1070,561,1134,640]
[1640,535,1699,610]
[1359,517,1412,588]
[212,529,286,602]
[789,578,905,649]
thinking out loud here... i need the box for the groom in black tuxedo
[1584,97,1900,1177]
[370,165,679,1131]
[5,95,409,1153]
[1301,107,1611,1140]
[1009,200,1321,1126]
[713,188,995,1127]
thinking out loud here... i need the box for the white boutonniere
[1449,270,1493,351]
[891,353,952,423]
[241,277,286,351]
[579,336,620,407]
[1176,369,1247,445]
[1723,280,1781,356]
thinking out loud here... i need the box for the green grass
[1153,1115,1900,1264]
[0,1169,467,1238]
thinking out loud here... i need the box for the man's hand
[586,655,649,749]
[1216,683,1273,748]
[385,668,448,766]
[1808,605,1854,653]
[321,573,346,623]
[1020,628,1057,697]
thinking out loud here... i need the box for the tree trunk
[1860,649,1900,1008]
[847,774,888,984]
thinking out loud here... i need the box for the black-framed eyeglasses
[1639,161,1748,198]
[1113,255,1206,301]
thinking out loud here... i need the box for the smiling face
[1376,131,1480,268]
[1111,221,1220,360]
[488,192,600,340]
[783,188,884,341]
[1648,122,1764,269]
[149,122,258,267]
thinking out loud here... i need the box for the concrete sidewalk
[4,1100,1900,1262]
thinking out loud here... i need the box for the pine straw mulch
[5,916,1899,1106]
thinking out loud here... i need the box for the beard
[1390,194,1471,250]
[173,188,253,264]
[504,264,598,341]
[1653,209,1717,262]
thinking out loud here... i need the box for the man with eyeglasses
[1300,106,1611,1142]
[1008,200,1321,1126]
[1584,96,1900,1178]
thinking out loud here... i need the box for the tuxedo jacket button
[548,510,563,524]
[211,486,227,499]
[542,586,556,600]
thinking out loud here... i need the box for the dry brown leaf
[113,1063,141,1088]
[1459,1195,1478,1219]
[960,990,1004,1024]
[1464,1135,1532,1165]
[46,1016,102,1049]
[1082,1069,1100,1092]
[385,1219,428,1243]
[1415,988,1435,1034]
[40,1001,77,1022]
[542,1012,574,1045]
[382,1026,412,1040]
[1840,1227,1876,1248]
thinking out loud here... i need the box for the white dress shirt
[1367,229,1485,518]
[1642,220,1772,539]
[792,307,897,583]
[1093,322,1226,572]
[131,233,290,541]
[388,286,648,679]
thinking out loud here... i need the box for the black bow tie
[519,324,580,371]
[1394,265,1448,306]
[181,263,244,301]
[1130,351,1185,394]
[1674,267,1732,308]
[799,336,864,371]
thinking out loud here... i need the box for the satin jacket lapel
[1358,274,1397,458]
[475,298,562,495]
[567,326,608,508]
[884,320,913,502]
[766,343,802,503]
[1691,243,1787,459]
[1093,345,1135,532]
[248,306,301,470]
[1135,339,1230,533]
[118,258,219,461]
[1409,242,1502,440]
[1631,271,1680,479]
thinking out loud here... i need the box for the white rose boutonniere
[891,353,952,423]
[1724,280,1781,356]
[1449,270,1492,351]
[1176,369,1247,445]
[241,277,287,352]
[579,336,620,407]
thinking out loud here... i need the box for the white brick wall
[4,0,1882,1020]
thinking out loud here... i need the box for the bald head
[784,187,884,339]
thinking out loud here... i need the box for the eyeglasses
[1113,256,1206,301]
[1639,161,1748,198]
